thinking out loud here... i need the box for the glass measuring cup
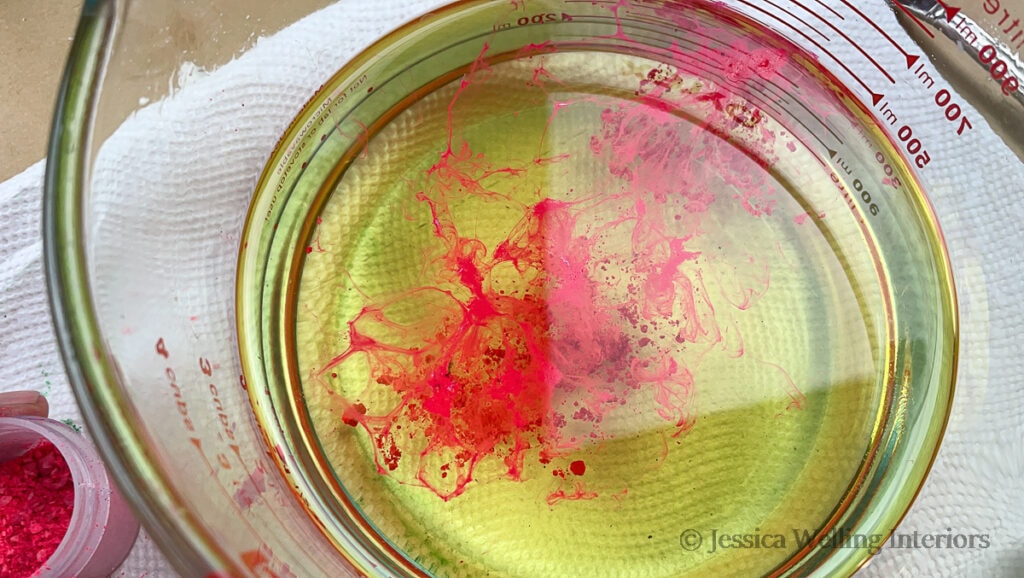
[44,0,1022,576]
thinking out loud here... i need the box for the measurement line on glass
[675,23,850,156]
[493,3,852,188]
[837,0,927,69]
[593,0,999,169]
[800,0,899,83]
[507,4,855,157]
[760,0,832,43]
[619,6,849,151]
[492,7,845,152]
[813,0,845,21]
[757,0,994,170]
[154,336,310,577]
[892,0,963,37]
[735,0,894,112]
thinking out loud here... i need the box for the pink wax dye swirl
[303,34,806,502]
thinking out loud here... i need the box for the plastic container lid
[0,417,140,578]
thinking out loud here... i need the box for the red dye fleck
[314,12,805,502]
[610,487,629,509]
[0,441,75,578]
[546,481,599,506]
[240,547,295,578]
[233,462,268,509]
[342,403,367,427]
[696,43,787,84]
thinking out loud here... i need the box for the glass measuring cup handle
[890,0,1024,161]
[892,0,1024,107]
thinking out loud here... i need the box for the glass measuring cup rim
[43,0,960,576]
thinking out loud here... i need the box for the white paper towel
[0,161,178,576]
[1,0,1021,576]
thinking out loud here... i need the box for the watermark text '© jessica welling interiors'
[678,527,991,555]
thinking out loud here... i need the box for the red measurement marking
[934,0,961,22]
[887,0,937,38]
[841,0,925,68]
[814,0,844,20]
[240,546,296,578]
[977,44,1022,97]
[156,337,169,358]
[736,0,882,101]
[653,40,792,121]
[789,0,896,82]
[573,3,802,135]
[760,0,831,43]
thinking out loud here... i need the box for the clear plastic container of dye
[0,417,140,578]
